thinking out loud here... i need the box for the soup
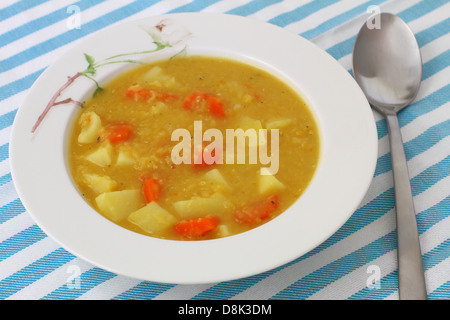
[68,56,319,240]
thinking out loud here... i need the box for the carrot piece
[174,216,220,238]
[143,178,161,203]
[183,92,226,118]
[208,96,226,118]
[125,85,154,102]
[125,86,139,99]
[138,88,153,100]
[183,92,208,110]
[106,124,133,144]
[234,195,279,225]
[158,92,178,101]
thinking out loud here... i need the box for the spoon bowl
[352,12,427,300]
[353,13,422,113]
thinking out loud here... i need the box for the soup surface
[68,56,319,240]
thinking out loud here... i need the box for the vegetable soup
[68,56,319,240]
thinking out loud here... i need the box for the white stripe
[311,0,426,51]
[336,7,450,71]
[0,0,136,85]
[7,257,90,299]
[249,0,314,22]
[311,174,450,299]
[0,236,59,282]
[0,0,75,36]
[0,0,195,89]
[310,248,399,300]
[426,257,450,295]
[232,136,450,299]
[0,0,22,11]
[153,283,215,300]
[203,0,253,13]
[77,274,141,300]
[0,181,20,210]
[0,124,12,147]
[0,211,33,244]
[285,0,373,35]
[1,0,448,300]
[0,158,10,180]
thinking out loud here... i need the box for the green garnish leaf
[84,53,95,66]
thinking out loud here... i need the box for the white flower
[141,19,192,47]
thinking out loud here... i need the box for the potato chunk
[128,202,177,235]
[141,66,177,88]
[95,189,143,222]
[116,150,135,166]
[85,143,113,167]
[204,169,230,191]
[78,111,102,144]
[215,224,231,238]
[237,116,266,147]
[83,173,117,194]
[265,118,292,130]
[173,195,231,219]
[258,167,285,195]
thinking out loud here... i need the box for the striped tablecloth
[1,0,449,300]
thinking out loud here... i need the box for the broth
[68,56,319,240]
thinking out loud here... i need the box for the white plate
[10,13,377,284]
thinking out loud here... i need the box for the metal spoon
[352,12,426,300]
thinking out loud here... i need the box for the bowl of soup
[10,13,377,284]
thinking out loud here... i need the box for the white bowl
[10,12,377,284]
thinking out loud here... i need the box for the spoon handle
[386,113,427,300]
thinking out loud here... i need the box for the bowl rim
[9,12,378,284]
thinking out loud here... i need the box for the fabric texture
[0,0,449,300]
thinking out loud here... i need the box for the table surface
[1,0,449,300]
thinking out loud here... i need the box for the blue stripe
[400,85,450,133]
[0,224,47,262]
[422,49,450,81]
[226,0,283,16]
[0,69,43,102]
[398,0,450,23]
[279,160,450,299]
[0,248,75,299]
[350,235,450,299]
[193,272,275,300]
[1,2,448,107]
[0,198,25,224]
[0,0,108,49]
[430,280,450,299]
[326,1,450,61]
[113,281,175,300]
[418,196,450,234]
[0,0,448,301]
[300,0,384,40]
[374,119,450,177]
[270,231,397,299]
[268,0,339,27]
[0,109,17,130]
[0,0,163,73]
[194,154,450,299]
[374,85,450,141]
[0,0,48,22]
[42,267,116,300]
[423,235,450,268]
[166,0,222,13]
[349,270,398,300]
[0,142,9,162]
[412,156,450,200]
[414,17,450,48]
[0,172,12,187]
